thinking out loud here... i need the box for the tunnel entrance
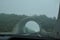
[17,17,41,34]
[24,21,40,33]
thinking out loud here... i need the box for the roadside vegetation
[0,13,56,33]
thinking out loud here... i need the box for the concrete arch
[17,17,41,34]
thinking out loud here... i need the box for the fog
[25,21,40,32]
[0,0,59,18]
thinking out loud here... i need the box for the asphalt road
[0,36,10,40]
[0,33,42,40]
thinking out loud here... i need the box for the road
[0,28,52,40]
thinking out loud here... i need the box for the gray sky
[0,0,59,18]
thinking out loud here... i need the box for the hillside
[0,13,56,33]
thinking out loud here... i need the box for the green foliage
[0,13,27,32]
[33,15,56,32]
[37,15,56,32]
[0,13,56,32]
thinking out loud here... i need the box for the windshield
[0,0,59,38]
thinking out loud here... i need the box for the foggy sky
[0,0,59,18]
